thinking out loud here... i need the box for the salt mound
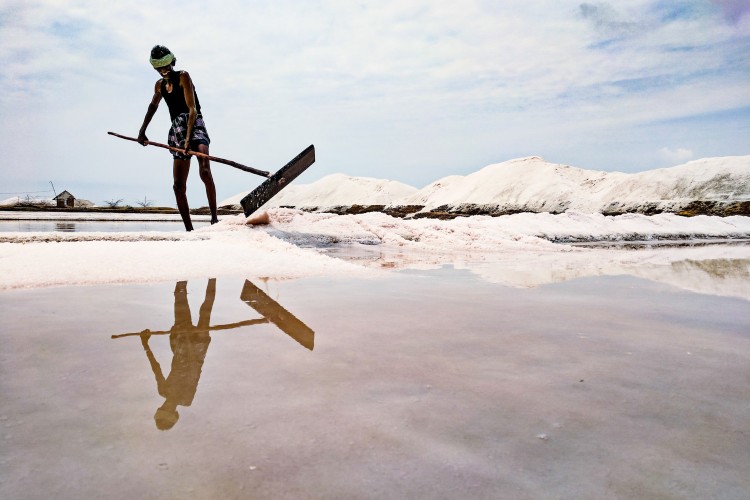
[599,156,750,203]
[395,157,621,212]
[392,155,750,213]
[220,173,417,209]
[0,196,55,207]
[221,155,750,216]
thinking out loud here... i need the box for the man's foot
[210,218,219,225]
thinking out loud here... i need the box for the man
[137,45,218,230]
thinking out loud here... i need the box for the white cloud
[658,147,695,165]
[0,0,748,205]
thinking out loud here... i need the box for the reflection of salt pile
[221,156,750,217]
[452,249,750,301]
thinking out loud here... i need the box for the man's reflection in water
[114,278,315,430]
[141,280,215,430]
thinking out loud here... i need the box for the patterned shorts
[167,113,211,159]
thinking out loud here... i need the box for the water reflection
[672,258,750,279]
[112,278,314,429]
[55,222,76,232]
[0,220,211,232]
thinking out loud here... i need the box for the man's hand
[182,140,191,156]
[137,132,149,146]
[140,330,152,350]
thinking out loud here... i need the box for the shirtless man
[137,45,218,230]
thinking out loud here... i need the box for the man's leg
[197,278,216,331]
[173,158,193,231]
[172,280,193,332]
[196,144,218,224]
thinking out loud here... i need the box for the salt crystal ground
[1,209,749,300]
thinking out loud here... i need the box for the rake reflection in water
[111,278,315,430]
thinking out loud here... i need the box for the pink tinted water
[1,268,748,499]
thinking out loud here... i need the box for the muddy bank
[9,200,749,219]
[255,200,750,219]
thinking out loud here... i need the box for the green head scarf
[150,51,175,68]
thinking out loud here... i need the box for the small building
[54,190,76,208]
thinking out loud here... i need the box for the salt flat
[1,210,749,300]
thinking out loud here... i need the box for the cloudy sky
[1,0,749,207]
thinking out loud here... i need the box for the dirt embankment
[9,200,748,219]
[283,200,750,219]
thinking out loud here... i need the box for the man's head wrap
[154,407,179,430]
[150,45,175,68]
[150,51,175,69]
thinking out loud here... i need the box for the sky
[1,0,749,207]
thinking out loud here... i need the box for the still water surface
[0,220,210,232]
[1,268,748,499]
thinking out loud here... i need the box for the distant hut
[54,190,76,208]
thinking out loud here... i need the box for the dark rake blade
[241,145,315,217]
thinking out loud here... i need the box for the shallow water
[1,268,749,499]
[0,220,211,232]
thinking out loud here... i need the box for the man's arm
[137,80,163,145]
[141,332,167,397]
[180,71,198,154]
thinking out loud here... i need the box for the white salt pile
[396,156,750,212]
[220,174,417,209]
[220,156,749,215]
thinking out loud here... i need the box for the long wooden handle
[111,319,269,339]
[108,131,270,178]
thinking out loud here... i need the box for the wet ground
[1,265,749,499]
[0,220,211,233]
